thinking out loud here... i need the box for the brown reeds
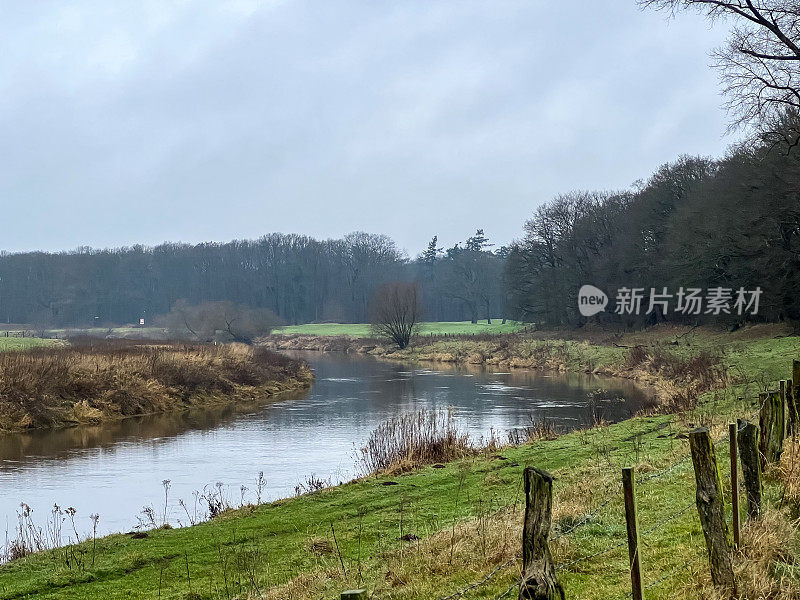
[358,408,475,474]
[0,339,310,430]
[626,345,726,411]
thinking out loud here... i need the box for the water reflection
[0,396,306,469]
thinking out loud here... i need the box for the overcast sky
[0,1,733,256]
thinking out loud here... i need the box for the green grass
[0,414,697,600]
[0,337,60,351]
[274,320,527,337]
[0,327,797,599]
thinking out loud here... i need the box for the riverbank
[0,340,313,431]
[0,327,798,599]
[266,323,784,407]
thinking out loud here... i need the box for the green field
[0,328,797,599]
[0,337,60,351]
[274,319,527,337]
[46,327,168,338]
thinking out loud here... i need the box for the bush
[156,300,281,343]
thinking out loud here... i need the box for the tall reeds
[358,408,474,474]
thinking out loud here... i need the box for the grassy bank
[0,339,312,431]
[1,326,798,599]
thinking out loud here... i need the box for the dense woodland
[0,231,506,327]
[507,122,800,327]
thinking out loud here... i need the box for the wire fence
[640,561,692,594]
[431,414,746,600]
[436,557,520,600]
[424,370,800,600]
[490,579,520,600]
[433,447,699,600]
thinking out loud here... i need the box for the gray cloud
[0,1,732,255]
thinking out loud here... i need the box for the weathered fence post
[519,467,564,600]
[341,590,367,600]
[689,427,736,591]
[790,362,800,440]
[622,467,644,600]
[728,423,740,549]
[737,419,762,519]
[759,391,785,466]
[781,380,787,434]
[781,379,798,439]
[794,360,800,406]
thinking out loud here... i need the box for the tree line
[506,0,800,328]
[3,128,798,331]
[0,230,507,328]
[506,127,800,327]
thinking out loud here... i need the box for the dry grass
[358,409,475,474]
[507,416,560,444]
[626,345,727,411]
[733,511,799,599]
[0,338,310,430]
[778,438,800,520]
[686,509,799,600]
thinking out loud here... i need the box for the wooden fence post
[728,423,740,549]
[519,467,564,600]
[794,360,800,408]
[781,379,798,439]
[759,391,785,466]
[791,362,800,440]
[737,419,762,519]
[341,590,367,600]
[689,427,736,591]
[622,467,644,600]
[781,380,787,434]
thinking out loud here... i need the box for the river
[0,351,652,540]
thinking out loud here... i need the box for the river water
[0,351,651,539]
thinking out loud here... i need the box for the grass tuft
[358,408,474,474]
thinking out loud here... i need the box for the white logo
[578,285,608,317]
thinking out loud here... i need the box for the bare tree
[369,282,421,349]
[641,0,800,147]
